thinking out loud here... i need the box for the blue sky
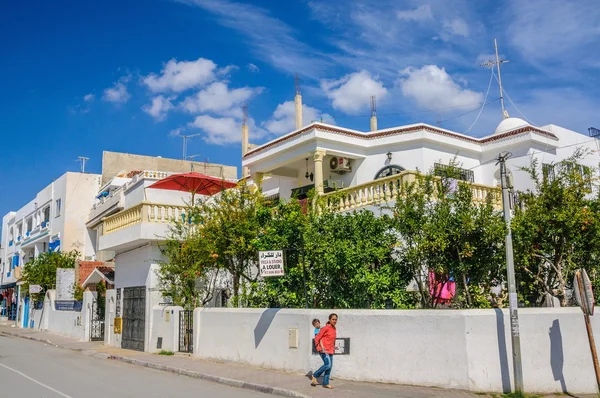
[1,0,599,220]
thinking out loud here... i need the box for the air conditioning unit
[329,157,351,173]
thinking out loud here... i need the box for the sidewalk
[0,323,593,398]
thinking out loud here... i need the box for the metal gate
[90,300,105,341]
[179,310,193,353]
[122,287,146,351]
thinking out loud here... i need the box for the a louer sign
[259,250,285,277]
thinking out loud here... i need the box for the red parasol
[148,172,237,203]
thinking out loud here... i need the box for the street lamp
[386,151,392,162]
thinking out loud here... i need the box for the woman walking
[311,313,338,389]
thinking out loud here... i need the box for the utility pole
[481,38,510,119]
[77,156,90,173]
[497,151,524,393]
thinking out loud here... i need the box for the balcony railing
[103,202,192,235]
[323,170,501,212]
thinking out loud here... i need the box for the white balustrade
[324,171,501,212]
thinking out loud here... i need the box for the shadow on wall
[494,308,511,393]
[254,308,280,349]
[549,319,567,393]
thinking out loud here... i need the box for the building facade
[0,171,101,325]
[90,151,237,351]
[242,117,599,212]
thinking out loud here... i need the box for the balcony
[323,170,501,212]
[99,202,192,252]
[88,188,125,224]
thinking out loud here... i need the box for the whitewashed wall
[34,290,95,341]
[192,307,600,394]
[104,289,120,347]
[148,306,181,353]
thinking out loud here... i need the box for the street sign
[259,250,285,277]
[574,269,595,316]
[29,285,42,294]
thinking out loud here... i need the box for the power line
[463,68,495,134]
[439,98,501,124]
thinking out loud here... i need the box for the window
[374,165,405,179]
[26,218,33,233]
[55,199,62,217]
[43,207,50,222]
[433,163,474,183]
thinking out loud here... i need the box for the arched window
[374,165,405,179]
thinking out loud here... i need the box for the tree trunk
[462,274,472,307]
[233,272,240,307]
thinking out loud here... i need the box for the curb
[107,355,310,398]
[1,330,310,398]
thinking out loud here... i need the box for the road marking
[0,363,74,398]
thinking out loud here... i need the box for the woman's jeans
[313,352,333,385]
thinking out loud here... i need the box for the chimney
[241,104,249,177]
[370,95,377,132]
[294,74,303,130]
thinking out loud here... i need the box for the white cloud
[188,115,266,145]
[247,63,260,73]
[84,93,95,102]
[180,82,261,116]
[398,65,483,110]
[142,95,175,121]
[441,18,469,40]
[169,127,185,137]
[103,81,131,104]
[262,101,322,135]
[143,58,218,93]
[321,70,387,114]
[396,5,433,21]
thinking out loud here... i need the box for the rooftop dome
[494,117,529,135]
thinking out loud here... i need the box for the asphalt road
[0,335,269,398]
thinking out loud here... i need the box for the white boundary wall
[30,290,95,341]
[192,307,600,394]
[148,306,182,353]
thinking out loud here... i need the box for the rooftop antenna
[76,156,90,173]
[178,133,201,160]
[481,38,510,119]
[436,114,441,127]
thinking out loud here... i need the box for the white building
[90,151,237,351]
[242,115,599,212]
[0,171,101,325]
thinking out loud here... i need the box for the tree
[390,168,506,308]
[158,218,221,309]
[245,199,309,308]
[512,151,600,306]
[23,250,79,300]
[192,185,266,305]
[304,206,414,309]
